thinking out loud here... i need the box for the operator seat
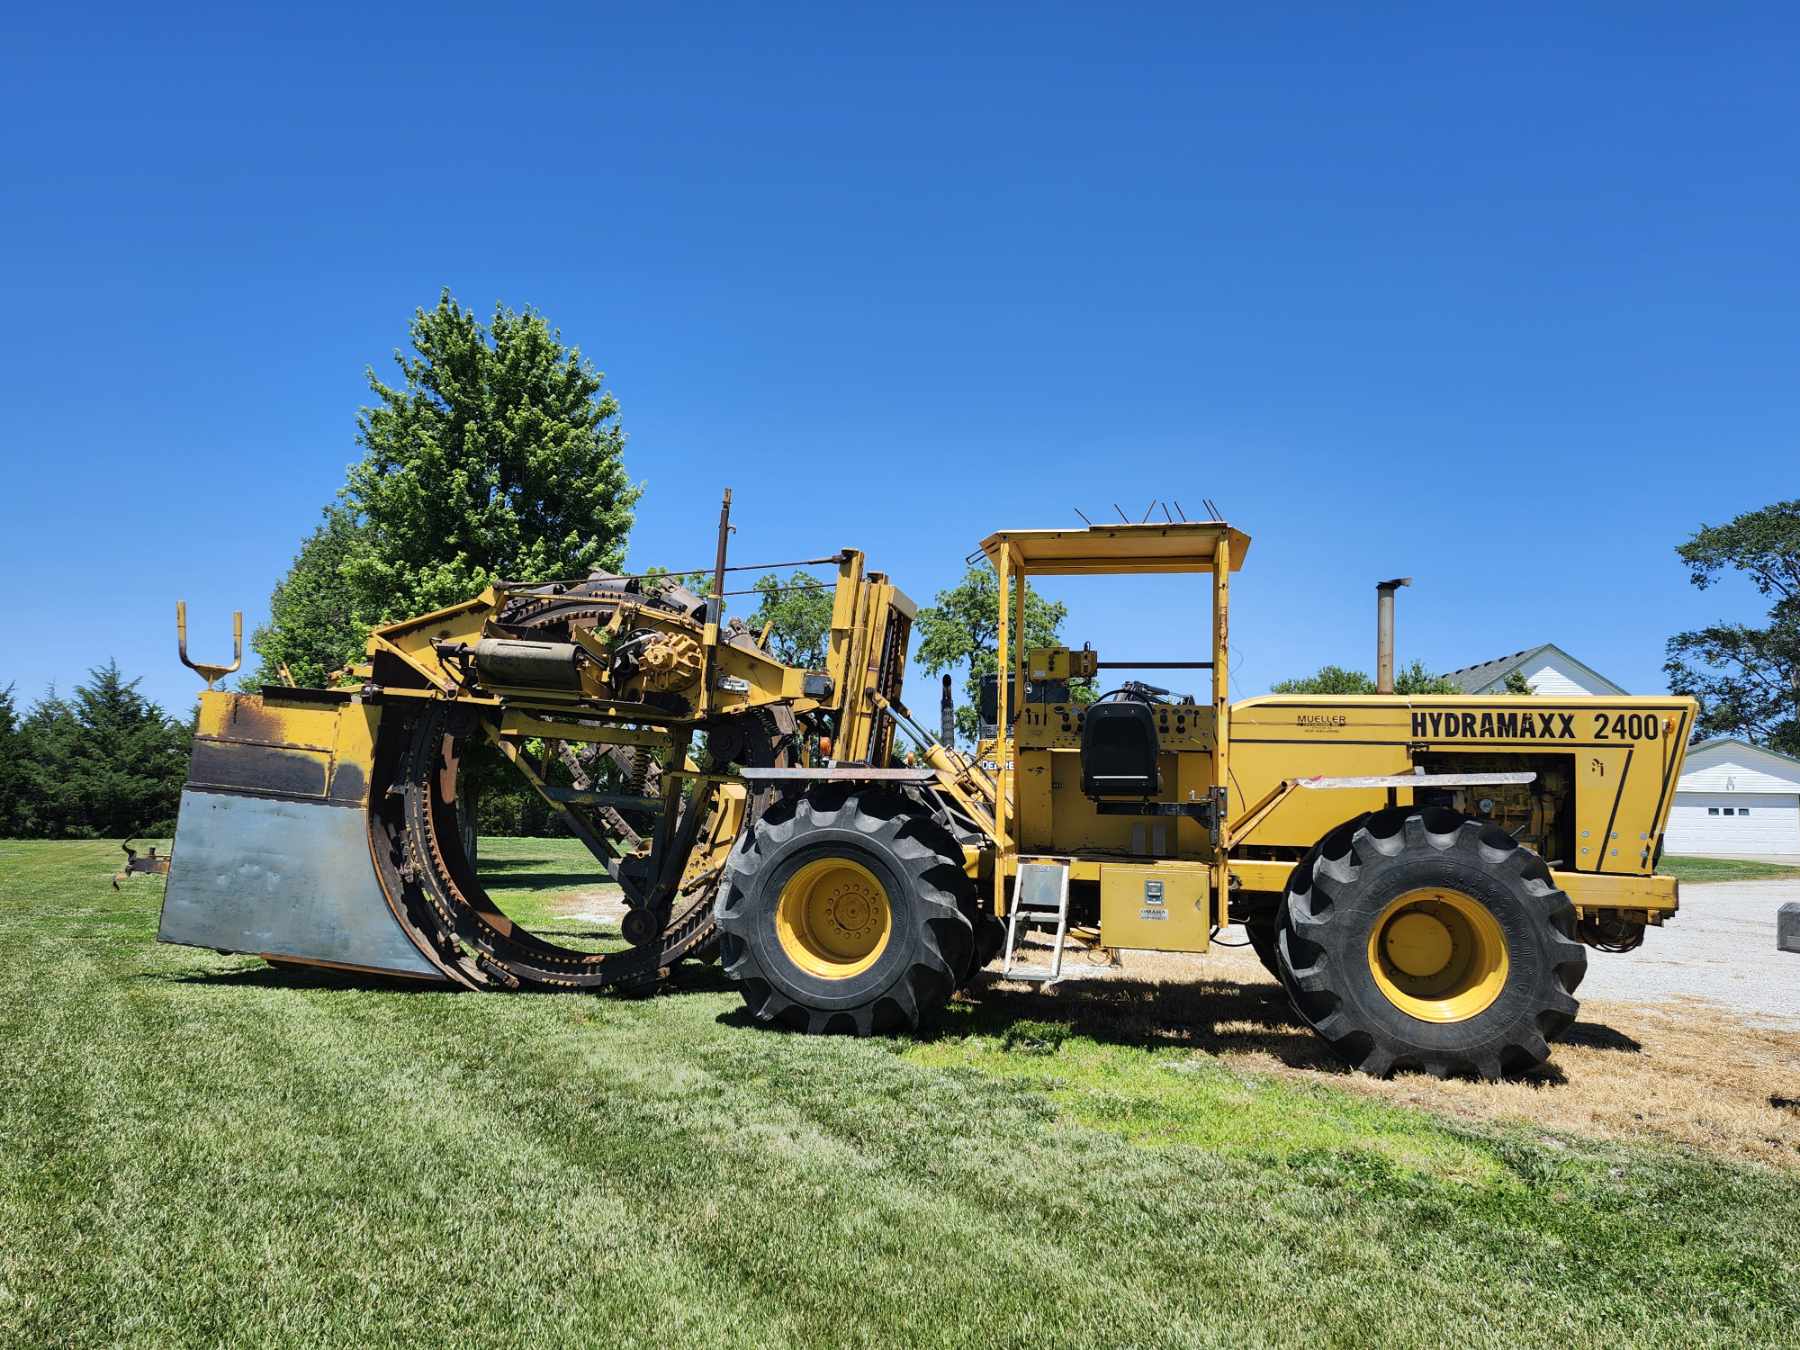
[1080,699,1161,798]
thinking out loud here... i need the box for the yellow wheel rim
[775,857,892,980]
[1367,887,1509,1023]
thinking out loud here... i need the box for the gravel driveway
[1579,879,1800,1028]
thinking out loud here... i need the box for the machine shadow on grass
[939,974,1346,1072]
[153,964,452,996]
[1558,1019,1643,1054]
[472,869,604,891]
[162,956,1639,1086]
[157,948,742,999]
[920,972,1643,1085]
[703,971,1329,1063]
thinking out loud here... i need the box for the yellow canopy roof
[978,522,1250,575]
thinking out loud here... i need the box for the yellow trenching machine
[157,504,1695,1077]
[158,492,917,992]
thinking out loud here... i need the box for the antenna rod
[709,488,733,623]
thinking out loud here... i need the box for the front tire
[1276,807,1587,1079]
[716,787,974,1034]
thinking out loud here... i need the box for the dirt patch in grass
[548,886,628,921]
[963,939,1800,1170]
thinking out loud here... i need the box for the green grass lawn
[1663,854,1800,883]
[3,837,1797,1347]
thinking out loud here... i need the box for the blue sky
[2,3,1795,716]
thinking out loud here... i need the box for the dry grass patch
[1338,998,1799,1170]
[973,938,1800,1169]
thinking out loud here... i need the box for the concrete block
[1780,902,1800,955]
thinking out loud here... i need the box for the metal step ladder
[1002,862,1073,984]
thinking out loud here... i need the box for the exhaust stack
[1375,577,1412,694]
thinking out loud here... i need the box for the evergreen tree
[68,663,190,837]
[0,685,22,836]
[17,667,188,838]
[18,689,79,837]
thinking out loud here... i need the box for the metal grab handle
[177,600,243,689]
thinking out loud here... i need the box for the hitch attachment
[114,841,171,890]
[177,600,243,689]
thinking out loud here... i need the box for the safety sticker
[1139,878,1167,922]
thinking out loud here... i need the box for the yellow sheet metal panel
[188,691,379,806]
[978,523,1251,575]
[1100,863,1210,953]
[1016,700,1213,753]
[194,689,339,748]
[1554,870,1679,914]
[1015,750,1213,858]
[1228,858,1296,895]
[1227,697,1416,851]
[329,698,380,806]
[1014,747,1057,850]
[1225,694,1698,879]
[1013,699,1216,859]
[1026,646,1098,681]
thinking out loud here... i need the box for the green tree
[1501,669,1534,695]
[0,685,22,836]
[1270,660,1459,695]
[17,689,78,836]
[17,666,189,838]
[248,505,368,687]
[1664,499,1800,754]
[642,567,711,597]
[250,291,640,683]
[915,565,1071,744]
[1393,662,1461,695]
[746,571,833,667]
[1270,664,1378,695]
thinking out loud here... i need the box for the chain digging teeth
[372,597,798,994]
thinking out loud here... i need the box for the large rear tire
[1243,915,1281,981]
[964,907,1006,983]
[716,787,974,1034]
[1276,807,1587,1080]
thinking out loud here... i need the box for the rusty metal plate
[159,789,445,981]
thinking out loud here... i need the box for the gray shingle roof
[1438,643,1627,696]
[1689,737,1800,769]
[1439,646,1549,693]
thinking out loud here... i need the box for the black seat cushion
[1080,701,1161,798]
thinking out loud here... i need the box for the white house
[1663,738,1800,857]
[1438,647,1798,856]
[1441,644,1628,697]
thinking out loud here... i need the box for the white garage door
[1665,791,1800,856]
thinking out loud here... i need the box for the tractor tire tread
[716,787,974,1035]
[1276,806,1587,1080]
